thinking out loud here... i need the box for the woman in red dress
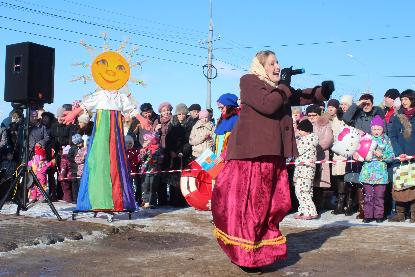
[211,50,334,272]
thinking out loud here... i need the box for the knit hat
[198,109,209,119]
[217,93,239,107]
[124,135,134,145]
[371,115,384,129]
[327,99,340,109]
[384,88,400,100]
[158,102,173,113]
[34,145,46,158]
[78,113,90,124]
[340,95,353,106]
[188,104,201,112]
[297,119,313,133]
[175,103,188,115]
[140,103,153,112]
[72,134,83,145]
[62,145,71,155]
[306,104,322,116]
[56,107,65,118]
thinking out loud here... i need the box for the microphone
[291,68,305,75]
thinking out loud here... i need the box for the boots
[356,187,364,219]
[332,179,346,215]
[388,202,406,222]
[344,184,354,216]
[332,194,346,214]
[410,201,415,223]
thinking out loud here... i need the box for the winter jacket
[28,123,50,153]
[389,110,415,202]
[312,115,333,188]
[189,120,215,158]
[127,147,140,174]
[139,145,163,174]
[330,115,347,176]
[342,103,385,134]
[0,127,8,152]
[294,133,319,180]
[58,154,71,181]
[226,74,328,160]
[359,135,394,184]
[74,147,87,177]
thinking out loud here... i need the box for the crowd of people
[0,87,414,223]
[0,97,239,209]
[290,88,415,224]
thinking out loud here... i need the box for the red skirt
[211,155,291,268]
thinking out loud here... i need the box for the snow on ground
[1,201,414,229]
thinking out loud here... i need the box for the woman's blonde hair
[255,50,276,67]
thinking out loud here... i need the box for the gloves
[278,66,293,87]
[321,80,335,99]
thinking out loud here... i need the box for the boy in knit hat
[358,115,394,223]
[293,119,319,220]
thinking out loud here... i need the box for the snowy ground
[1,202,415,276]
[1,201,414,229]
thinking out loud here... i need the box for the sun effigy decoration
[70,32,146,99]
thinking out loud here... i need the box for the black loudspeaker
[4,42,55,104]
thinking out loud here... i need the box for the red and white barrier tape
[59,155,415,181]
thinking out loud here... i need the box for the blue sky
[1,0,414,120]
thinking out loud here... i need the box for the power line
[0,15,207,59]
[9,0,204,42]
[61,0,205,36]
[0,26,203,68]
[0,1,205,49]
[214,34,413,50]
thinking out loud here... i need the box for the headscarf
[249,57,276,87]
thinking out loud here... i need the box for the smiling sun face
[91,51,131,90]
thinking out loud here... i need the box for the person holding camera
[211,50,335,273]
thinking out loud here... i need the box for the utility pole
[206,0,213,109]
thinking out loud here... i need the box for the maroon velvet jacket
[226,74,328,160]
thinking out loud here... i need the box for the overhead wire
[0,15,207,59]
[0,1,205,49]
[0,26,203,68]
[61,0,205,36]
[8,0,205,42]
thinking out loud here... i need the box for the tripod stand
[0,105,62,220]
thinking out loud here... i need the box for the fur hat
[158,102,173,113]
[371,115,384,129]
[217,93,239,107]
[140,103,153,112]
[175,103,188,115]
[198,109,209,119]
[340,95,353,107]
[72,134,83,145]
[188,104,201,111]
[56,107,65,118]
[384,88,400,100]
[297,119,313,133]
[306,104,322,116]
[327,99,340,109]
[78,113,90,124]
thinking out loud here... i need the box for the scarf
[403,107,415,119]
[214,114,239,135]
[249,57,277,87]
